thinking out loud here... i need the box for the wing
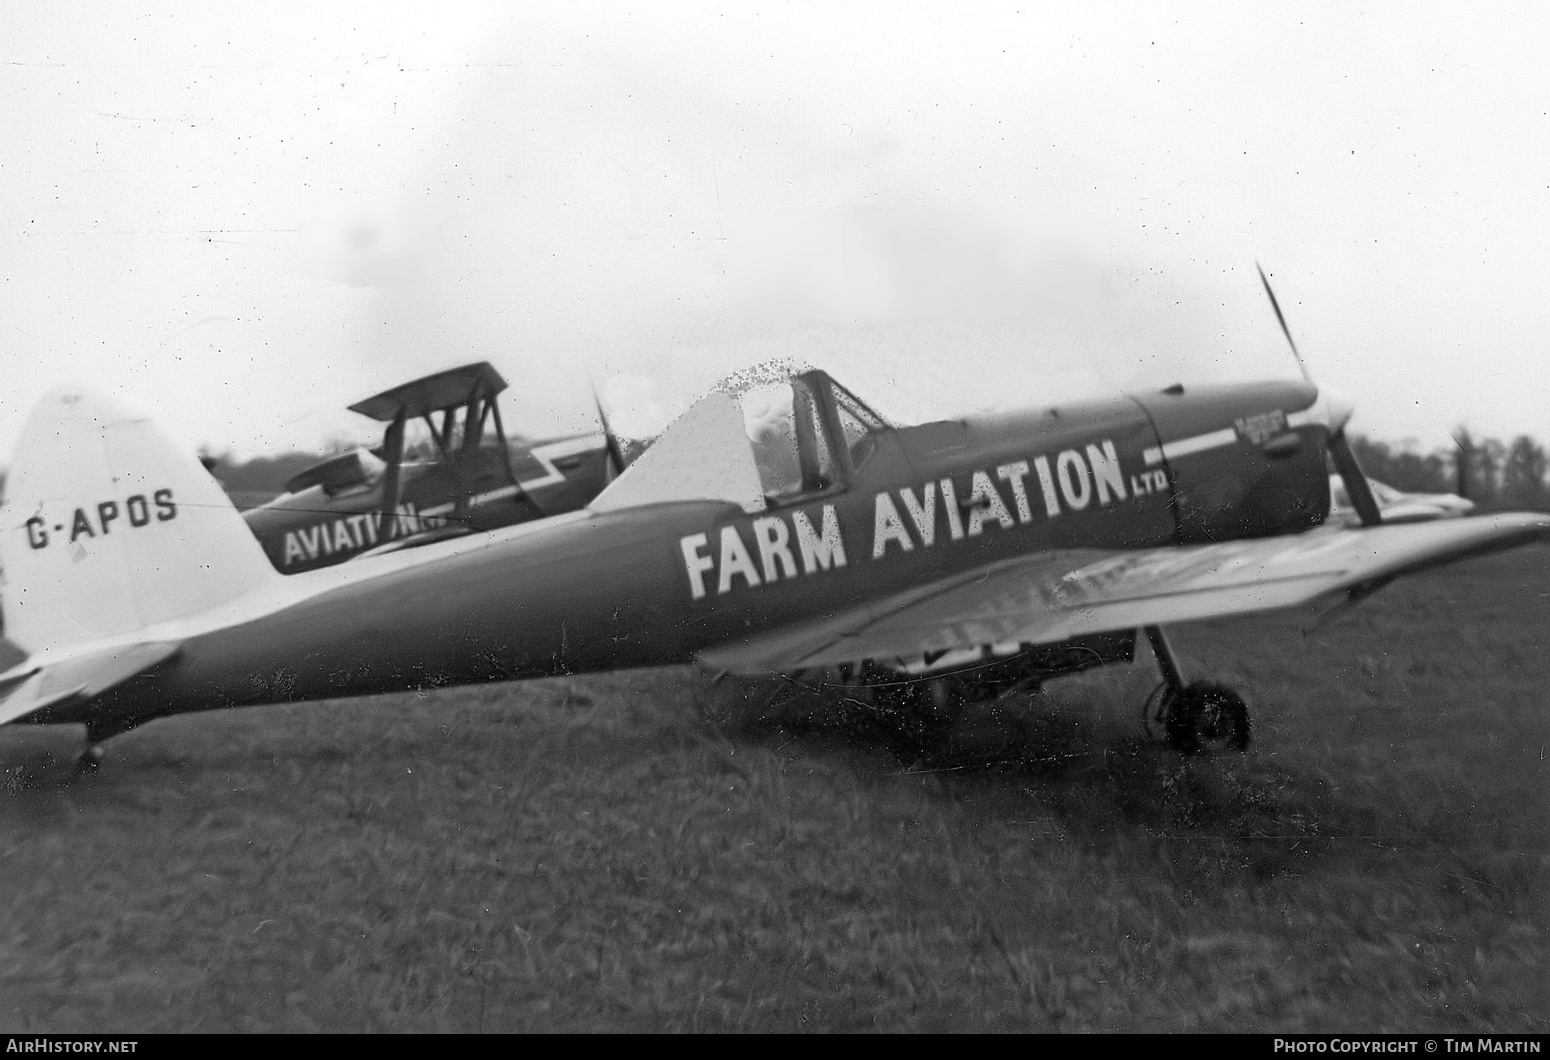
[698,513,1550,674]
[0,641,181,726]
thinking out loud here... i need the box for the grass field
[0,547,1545,1032]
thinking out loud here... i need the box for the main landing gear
[785,628,1251,757]
[1143,626,1251,755]
[815,634,1136,758]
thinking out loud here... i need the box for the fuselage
[52,378,1331,734]
[241,437,613,573]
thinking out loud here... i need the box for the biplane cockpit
[240,363,615,574]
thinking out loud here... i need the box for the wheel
[1162,681,1250,754]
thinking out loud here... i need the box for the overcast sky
[4,2,1548,459]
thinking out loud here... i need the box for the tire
[1163,681,1251,754]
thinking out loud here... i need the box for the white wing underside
[698,514,1550,673]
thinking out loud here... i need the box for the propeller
[591,385,629,481]
[1451,427,1473,501]
[1256,263,1313,386]
[1256,263,1383,528]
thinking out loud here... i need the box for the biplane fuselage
[242,435,613,573]
[25,372,1335,737]
[238,362,614,573]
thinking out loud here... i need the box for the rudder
[0,387,276,655]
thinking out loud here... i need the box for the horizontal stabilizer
[699,513,1550,674]
[348,361,506,421]
[0,640,181,726]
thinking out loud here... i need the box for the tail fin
[0,387,275,655]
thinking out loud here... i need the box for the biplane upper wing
[698,514,1550,673]
[348,362,507,421]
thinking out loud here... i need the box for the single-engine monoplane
[1,291,1546,768]
[240,362,617,573]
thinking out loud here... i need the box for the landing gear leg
[1145,625,1186,699]
[1144,625,1251,755]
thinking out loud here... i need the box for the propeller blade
[1328,429,1383,527]
[1451,427,1473,501]
[591,385,629,480]
[1256,262,1313,384]
[1254,262,1377,525]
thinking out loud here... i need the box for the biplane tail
[0,387,277,658]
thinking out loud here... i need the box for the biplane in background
[240,362,617,573]
[1,346,1547,770]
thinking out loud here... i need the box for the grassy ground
[0,547,1544,1032]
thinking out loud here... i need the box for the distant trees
[1348,437,1452,495]
[202,451,326,497]
[1500,435,1549,510]
[1350,430,1550,511]
[198,450,333,511]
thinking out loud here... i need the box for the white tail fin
[0,387,275,655]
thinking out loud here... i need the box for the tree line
[1350,430,1550,512]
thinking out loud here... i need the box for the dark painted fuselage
[62,378,1330,734]
[242,439,613,573]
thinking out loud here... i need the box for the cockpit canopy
[738,375,886,500]
[590,368,890,515]
[736,372,889,504]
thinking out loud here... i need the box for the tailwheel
[76,743,107,774]
[1161,681,1251,755]
[78,716,131,774]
